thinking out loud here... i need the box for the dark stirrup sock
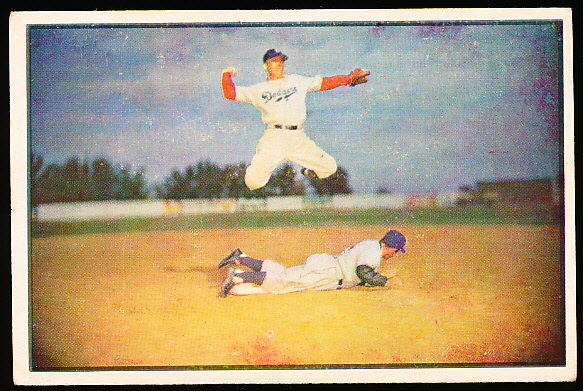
[236,271,267,286]
[239,255,264,272]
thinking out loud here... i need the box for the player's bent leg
[289,134,338,179]
[230,283,267,295]
[313,154,337,179]
[245,129,288,190]
[244,168,271,190]
[245,153,285,190]
[299,155,337,180]
[256,259,287,293]
[260,259,287,274]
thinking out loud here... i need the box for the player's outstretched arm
[319,68,371,91]
[221,67,237,100]
[319,75,352,91]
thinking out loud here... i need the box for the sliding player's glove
[356,265,388,286]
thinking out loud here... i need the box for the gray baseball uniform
[230,240,385,295]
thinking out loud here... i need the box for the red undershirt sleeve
[319,75,352,91]
[221,72,236,100]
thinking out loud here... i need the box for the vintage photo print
[10,9,575,385]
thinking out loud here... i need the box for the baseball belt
[274,124,298,130]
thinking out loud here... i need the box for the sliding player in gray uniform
[218,230,406,297]
[221,49,370,190]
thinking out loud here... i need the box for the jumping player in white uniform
[218,230,406,297]
[221,49,371,190]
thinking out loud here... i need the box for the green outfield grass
[30,203,564,238]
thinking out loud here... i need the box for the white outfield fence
[33,193,459,222]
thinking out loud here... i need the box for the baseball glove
[349,68,371,87]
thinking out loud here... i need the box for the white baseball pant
[244,126,338,190]
[230,254,342,295]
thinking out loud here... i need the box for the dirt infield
[30,225,565,368]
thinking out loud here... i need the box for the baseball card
[10,9,575,385]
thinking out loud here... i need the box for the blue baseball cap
[263,49,288,63]
[382,230,406,253]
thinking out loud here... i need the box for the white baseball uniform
[230,240,383,295]
[233,74,338,190]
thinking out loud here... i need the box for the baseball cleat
[219,267,237,297]
[218,248,242,269]
[301,168,318,179]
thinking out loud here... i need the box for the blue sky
[29,21,563,195]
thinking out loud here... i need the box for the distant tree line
[30,154,352,205]
[30,154,147,206]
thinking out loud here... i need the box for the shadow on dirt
[162,265,223,283]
